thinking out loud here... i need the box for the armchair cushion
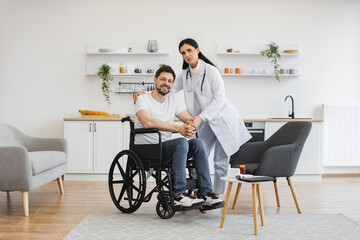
[230,141,268,166]
[255,144,297,177]
[29,151,67,175]
[244,163,259,174]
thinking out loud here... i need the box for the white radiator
[323,105,360,166]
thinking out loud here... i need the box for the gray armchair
[0,122,67,216]
[230,121,312,213]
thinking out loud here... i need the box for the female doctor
[172,38,252,195]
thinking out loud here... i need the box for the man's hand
[178,123,196,138]
[191,115,203,128]
[133,92,146,104]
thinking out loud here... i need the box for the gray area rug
[64,213,360,240]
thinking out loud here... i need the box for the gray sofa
[0,122,67,216]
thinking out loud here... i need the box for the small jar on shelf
[119,63,127,74]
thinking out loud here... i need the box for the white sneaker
[203,192,224,206]
[174,193,204,207]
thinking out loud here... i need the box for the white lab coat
[172,59,252,157]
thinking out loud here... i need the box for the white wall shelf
[216,42,301,55]
[86,42,170,76]
[87,42,170,54]
[216,42,301,79]
[217,53,301,56]
[86,73,155,77]
[221,74,301,77]
[87,52,169,56]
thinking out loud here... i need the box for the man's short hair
[155,65,176,81]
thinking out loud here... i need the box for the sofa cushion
[0,123,25,146]
[28,151,66,175]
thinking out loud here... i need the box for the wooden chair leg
[257,184,265,226]
[21,191,29,217]
[220,182,233,228]
[273,180,280,207]
[287,177,301,213]
[7,191,10,197]
[62,175,65,185]
[232,183,242,209]
[252,184,258,235]
[57,177,64,194]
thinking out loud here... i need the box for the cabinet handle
[94,123,96,132]
[89,123,92,132]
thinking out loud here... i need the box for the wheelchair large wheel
[108,150,146,213]
[156,197,175,219]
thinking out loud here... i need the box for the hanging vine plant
[97,64,114,106]
[260,41,281,82]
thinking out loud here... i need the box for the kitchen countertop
[243,118,323,122]
[64,117,323,122]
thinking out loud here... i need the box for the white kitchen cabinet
[64,121,93,173]
[265,121,323,174]
[64,121,123,174]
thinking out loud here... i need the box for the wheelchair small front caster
[199,206,206,213]
[156,197,175,219]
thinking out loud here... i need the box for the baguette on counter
[79,110,110,116]
[78,110,120,119]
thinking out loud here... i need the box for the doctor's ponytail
[179,38,217,70]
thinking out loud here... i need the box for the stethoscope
[185,67,206,94]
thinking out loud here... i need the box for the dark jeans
[162,138,213,197]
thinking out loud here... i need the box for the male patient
[135,65,223,208]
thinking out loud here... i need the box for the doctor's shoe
[203,192,224,207]
[174,193,204,207]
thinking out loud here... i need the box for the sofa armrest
[0,146,32,191]
[230,141,268,166]
[255,144,297,177]
[24,137,68,154]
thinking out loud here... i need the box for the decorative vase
[147,40,158,53]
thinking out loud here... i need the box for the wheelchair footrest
[200,202,225,211]
[173,203,203,212]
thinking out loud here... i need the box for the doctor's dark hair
[178,38,217,70]
[155,65,176,80]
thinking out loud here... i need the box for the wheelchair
[108,117,221,219]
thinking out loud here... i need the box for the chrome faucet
[285,95,295,119]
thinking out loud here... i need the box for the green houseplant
[97,64,114,106]
[260,41,281,82]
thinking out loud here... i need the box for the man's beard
[156,84,170,96]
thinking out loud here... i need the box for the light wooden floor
[1,176,360,239]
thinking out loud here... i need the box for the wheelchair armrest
[121,116,131,122]
[130,128,162,161]
[133,128,161,144]
[133,128,159,134]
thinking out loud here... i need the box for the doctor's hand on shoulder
[133,92,145,104]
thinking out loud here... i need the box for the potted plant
[260,41,281,82]
[97,64,114,106]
